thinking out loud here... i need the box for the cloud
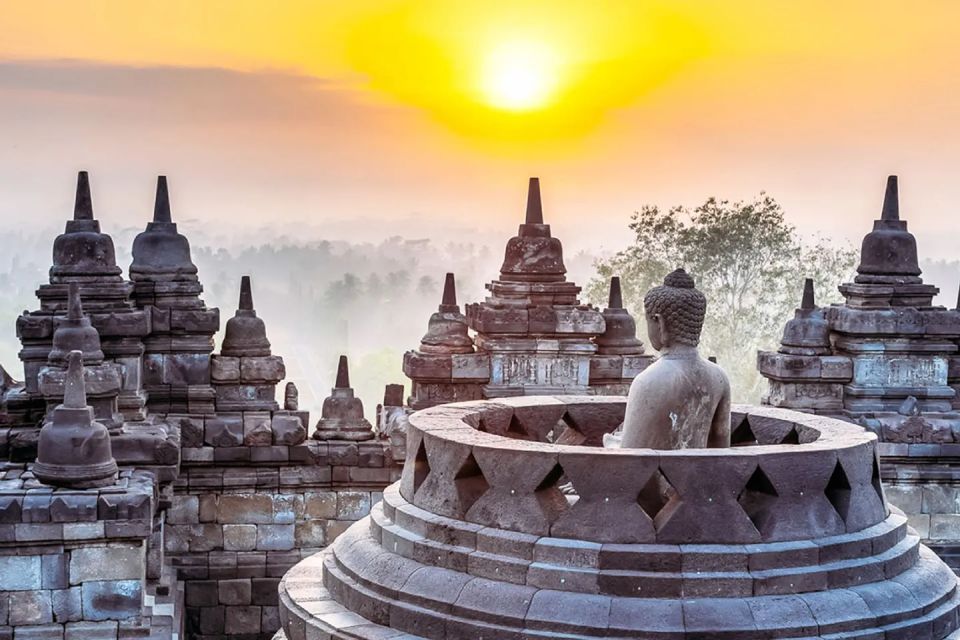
[0,58,381,125]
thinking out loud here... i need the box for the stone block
[219,578,252,605]
[184,580,219,607]
[180,447,213,462]
[204,415,243,447]
[80,580,141,622]
[64,621,118,640]
[337,492,372,520]
[271,414,306,446]
[0,594,5,625]
[164,524,223,553]
[884,485,923,514]
[10,624,63,640]
[69,545,143,584]
[62,522,105,541]
[166,495,199,525]
[217,494,275,524]
[224,524,258,551]
[163,353,210,386]
[451,353,490,381]
[907,514,931,538]
[240,356,285,383]
[42,554,67,589]
[52,587,82,623]
[250,446,289,463]
[250,578,280,606]
[0,497,22,524]
[324,520,353,543]
[244,423,273,447]
[256,524,294,551]
[9,590,52,625]
[922,485,960,514]
[929,514,960,540]
[304,492,337,519]
[272,495,298,524]
[261,605,280,634]
[49,495,98,523]
[224,605,262,635]
[176,416,204,449]
[198,606,224,635]
[22,494,52,523]
[211,356,241,383]
[294,521,326,548]
[199,495,218,523]
[0,555,42,590]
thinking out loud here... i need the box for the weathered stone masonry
[0,173,401,640]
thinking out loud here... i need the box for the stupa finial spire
[74,171,93,220]
[881,175,899,221]
[239,276,253,311]
[63,350,87,409]
[801,278,816,310]
[442,273,457,307]
[154,176,172,223]
[335,355,350,389]
[525,177,543,224]
[67,282,83,321]
[608,276,623,309]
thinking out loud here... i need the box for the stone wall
[166,436,399,639]
[0,468,179,640]
[879,441,960,568]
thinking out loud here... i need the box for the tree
[588,194,857,402]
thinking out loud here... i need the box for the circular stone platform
[279,397,960,639]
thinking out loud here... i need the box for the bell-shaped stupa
[221,276,271,357]
[34,350,118,489]
[417,273,473,354]
[313,356,374,441]
[47,282,105,366]
[130,176,199,282]
[595,276,645,355]
[50,171,123,282]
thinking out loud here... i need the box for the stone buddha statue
[613,269,731,450]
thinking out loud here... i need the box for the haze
[3,1,960,411]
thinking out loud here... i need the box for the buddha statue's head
[643,268,706,352]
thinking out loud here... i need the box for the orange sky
[3,1,960,258]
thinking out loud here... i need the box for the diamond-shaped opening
[737,466,779,535]
[731,416,759,447]
[536,463,566,492]
[779,427,801,445]
[825,461,852,523]
[637,469,675,520]
[506,415,535,441]
[552,412,588,446]
[535,462,570,520]
[454,452,490,512]
[412,439,431,494]
[476,418,489,433]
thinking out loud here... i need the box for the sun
[480,40,560,112]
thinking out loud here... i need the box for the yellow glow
[481,40,559,111]
[4,0,960,152]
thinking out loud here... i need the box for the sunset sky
[3,1,960,258]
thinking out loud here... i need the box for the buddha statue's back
[616,268,731,450]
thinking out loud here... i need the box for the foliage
[587,194,858,402]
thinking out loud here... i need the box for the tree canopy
[588,194,857,401]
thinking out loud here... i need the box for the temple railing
[400,396,888,544]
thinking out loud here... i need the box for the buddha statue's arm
[708,378,732,448]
